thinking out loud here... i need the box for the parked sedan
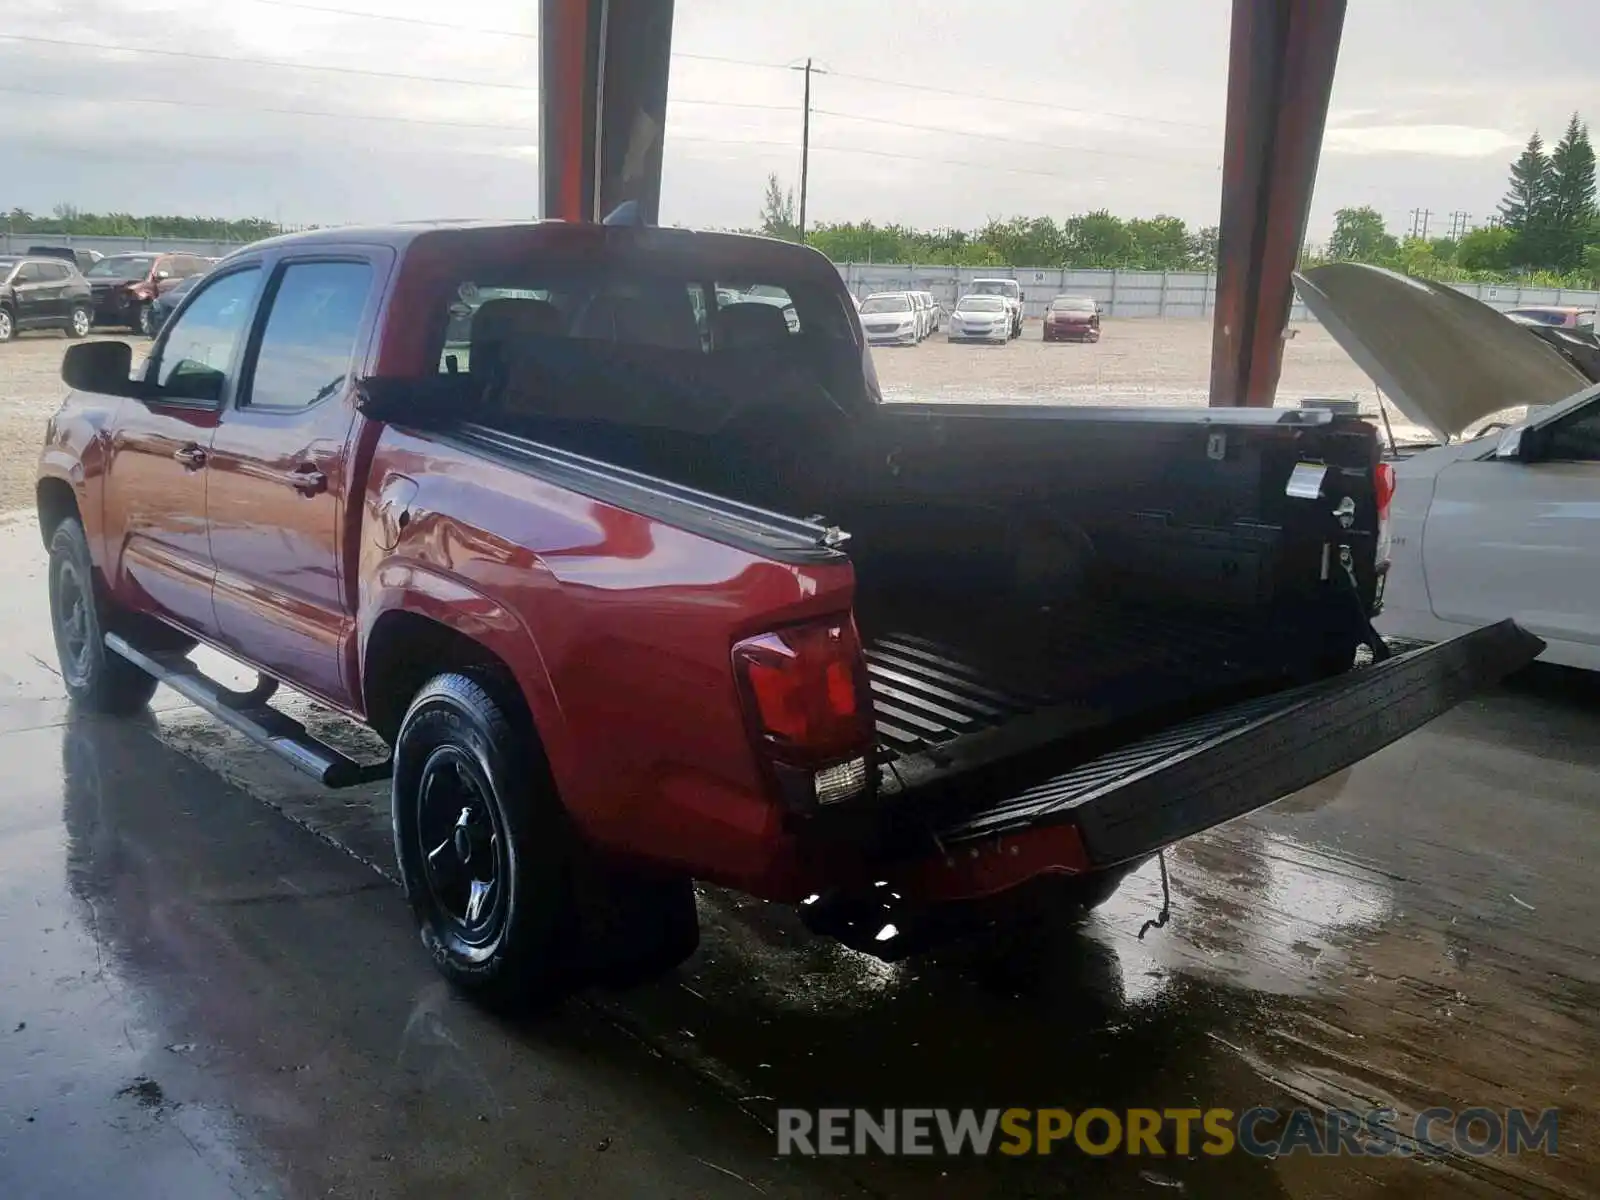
[946,294,1011,343]
[858,292,920,345]
[1297,262,1600,671]
[1504,305,1595,331]
[0,256,94,342]
[1043,295,1101,342]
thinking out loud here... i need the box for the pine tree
[1548,113,1597,271]
[1499,132,1554,267]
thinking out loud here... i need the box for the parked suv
[0,255,94,342]
[85,252,210,335]
[28,246,104,273]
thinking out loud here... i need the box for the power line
[820,68,1220,133]
[0,79,1146,186]
[230,1,1213,132]
[0,32,545,93]
[0,78,779,133]
[0,80,538,133]
[813,108,1219,169]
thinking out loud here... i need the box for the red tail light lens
[733,618,873,767]
[1374,462,1396,518]
[1374,461,1396,565]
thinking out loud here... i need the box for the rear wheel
[0,306,14,343]
[392,670,700,1007]
[66,305,92,339]
[393,671,574,1008]
[135,303,154,337]
[48,518,161,713]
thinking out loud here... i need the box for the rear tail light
[1374,461,1396,564]
[733,618,875,808]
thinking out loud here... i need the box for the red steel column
[539,0,675,224]
[1209,0,1346,406]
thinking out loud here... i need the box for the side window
[37,262,68,281]
[154,268,261,405]
[245,261,373,411]
[1543,408,1600,463]
[14,263,43,283]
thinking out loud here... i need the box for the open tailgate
[933,619,1542,866]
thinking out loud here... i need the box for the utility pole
[1448,210,1470,239]
[789,58,827,240]
[1408,207,1433,239]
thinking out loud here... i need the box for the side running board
[106,633,392,789]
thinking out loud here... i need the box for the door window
[245,261,373,411]
[1543,407,1600,462]
[38,262,71,281]
[14,263,44,283]
[153,268,261,405]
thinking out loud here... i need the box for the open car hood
[1293,263,1590,441]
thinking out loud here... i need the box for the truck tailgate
[920,619,1542,867]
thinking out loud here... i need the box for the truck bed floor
[859,600,1287,761]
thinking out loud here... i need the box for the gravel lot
[874,316,1409,426]
[1,318,1389,515]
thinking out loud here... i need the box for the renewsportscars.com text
[776,1106,1561,1158]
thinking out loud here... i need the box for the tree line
[1314,115,1598,287]
[758,175,1218,270]
[756,111,1600,288]
[2,204,283,243]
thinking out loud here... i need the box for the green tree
[1327,206,1396,262]
[1500,132,1556,267]
[1456,226,1516,272]
[1548,114,1597,271]
[1061,210,1135,267]
[1187,225,1219,270]
[759,173,798,242]
[1125,215,1192,269]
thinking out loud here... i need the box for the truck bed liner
[861,601,1273,761]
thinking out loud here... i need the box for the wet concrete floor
[0,514,1595,1198]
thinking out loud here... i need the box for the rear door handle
[289,464,328,495]
[173,444,207,469]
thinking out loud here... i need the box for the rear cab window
[420,233,862,435]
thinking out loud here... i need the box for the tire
[48,518,160,714]
[393,671,577,1008]
[392,670,700,1005]
[135,303,154,337]
[66,304,92,339]
[0,306,14,343]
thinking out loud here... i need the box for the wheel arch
[37,476,80,545]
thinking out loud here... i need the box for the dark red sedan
[1042,294,1101,342]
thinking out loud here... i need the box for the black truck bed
[862,601,1269,763]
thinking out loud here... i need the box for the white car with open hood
[1296,263,1600,671]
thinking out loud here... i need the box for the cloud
[1323,124,1525,159]
[0,0,1589,242]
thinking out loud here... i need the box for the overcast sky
[2,0,1596,242]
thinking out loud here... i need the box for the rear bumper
[811,619,1541,909]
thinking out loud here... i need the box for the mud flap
[940,619,1543,867]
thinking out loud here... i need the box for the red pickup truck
[38,222,1538,1006]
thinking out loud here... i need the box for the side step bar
[106,633,392,789]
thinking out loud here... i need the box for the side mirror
[1495,425,1543,462]
[156,269,171,280]
[62,341,138,397]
